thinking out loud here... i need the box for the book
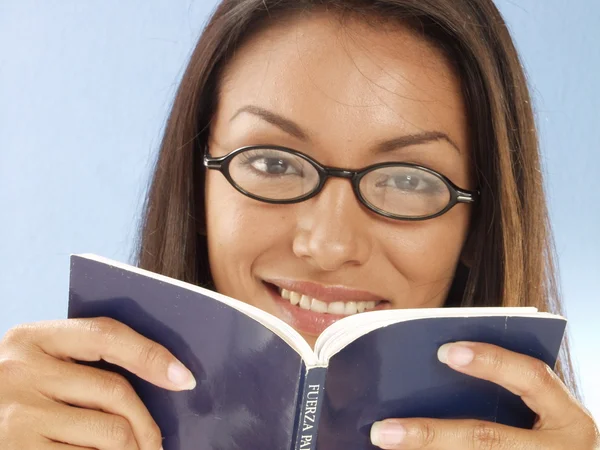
[67,254,567,450]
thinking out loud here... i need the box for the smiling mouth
[265,282,388,316]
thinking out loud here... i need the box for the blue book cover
[67,254,566,450]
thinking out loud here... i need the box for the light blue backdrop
[1,1,598,420]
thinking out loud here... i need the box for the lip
[263,279,384,303]
[263,281,390,337]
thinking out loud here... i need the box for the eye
[359,166,452,217]
[237,149,306,177]
[368,166,449,197]
[390,174,422,190]
[250,155,299,175]
[378,172,430,192]
[229,148,320,200]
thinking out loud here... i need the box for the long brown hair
[135,0,578,395]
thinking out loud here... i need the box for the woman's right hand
[0,317,197,450]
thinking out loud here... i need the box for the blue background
[1,1,598,420]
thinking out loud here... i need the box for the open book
[68,254,566,450]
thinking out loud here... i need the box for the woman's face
[205,13,473,347]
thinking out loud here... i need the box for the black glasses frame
[204,145,479,221]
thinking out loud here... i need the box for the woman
[0,0,597,449]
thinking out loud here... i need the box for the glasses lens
[228,148,320,201]
[359,166,451,218]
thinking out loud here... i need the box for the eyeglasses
[204,145,478,221]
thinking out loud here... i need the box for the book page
[69,254,312,450]
[314,307,560,362]
[76,254,317,363]
[315,314,566,449]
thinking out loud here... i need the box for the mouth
[278,286,384,315]
[262,280,391,337]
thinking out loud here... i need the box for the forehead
[214,12,467,156]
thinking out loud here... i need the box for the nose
[292,179,372,271]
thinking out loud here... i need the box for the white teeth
[344,302,358,315]
[290,291,301,306]
[299,295,311,310]
[278,288,380,315]
[311,298,328,313]
[328,301,346,315]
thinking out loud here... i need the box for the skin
[206,14,473,348]
[0,12,597,450]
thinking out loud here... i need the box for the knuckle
[0,357,29,383]
[87,317,122,337]
[524,359,555,395]
[138,342,166,369]
[1,325,30,346]
[415,419,437,447]
[484,347,505,372]
[591,424,600,448]
[0,402,30,430]
[0,403,20,428]
[101,373,135,403]
[471,421,503,450]
[86,317,125,352]
[104,415,136,448]
[142,422,163,449]
[578,413,600,447]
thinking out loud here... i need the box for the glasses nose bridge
[322,166,356,180]
[315,166,363,208]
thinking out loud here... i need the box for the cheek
[205,168,471,309]
[204,172,291,294]
[384,207,470,300]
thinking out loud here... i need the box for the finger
[370,417,543,449]
[437,341,578,425]
[46,442,96,450]
[35,355,162,450]
[37,399,141,450]
[4,319,195,391]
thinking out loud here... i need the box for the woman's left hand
[370,342,600,449]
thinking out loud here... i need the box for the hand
[370,342,599,449]
[0,318,197,450]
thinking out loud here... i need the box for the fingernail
[371,420,406,448]
[167,361,196,390]
[438,343,475,367]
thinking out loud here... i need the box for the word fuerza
[299,384,321,449]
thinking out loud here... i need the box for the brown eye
[378,173,424,191]
[227,148,320,201]
[237,150,304,177]
[248,155,297,176]
[359,166,451,218]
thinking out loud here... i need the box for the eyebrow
[231,105,308,141]
[376,131,461,154]
[230,105,461,153]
